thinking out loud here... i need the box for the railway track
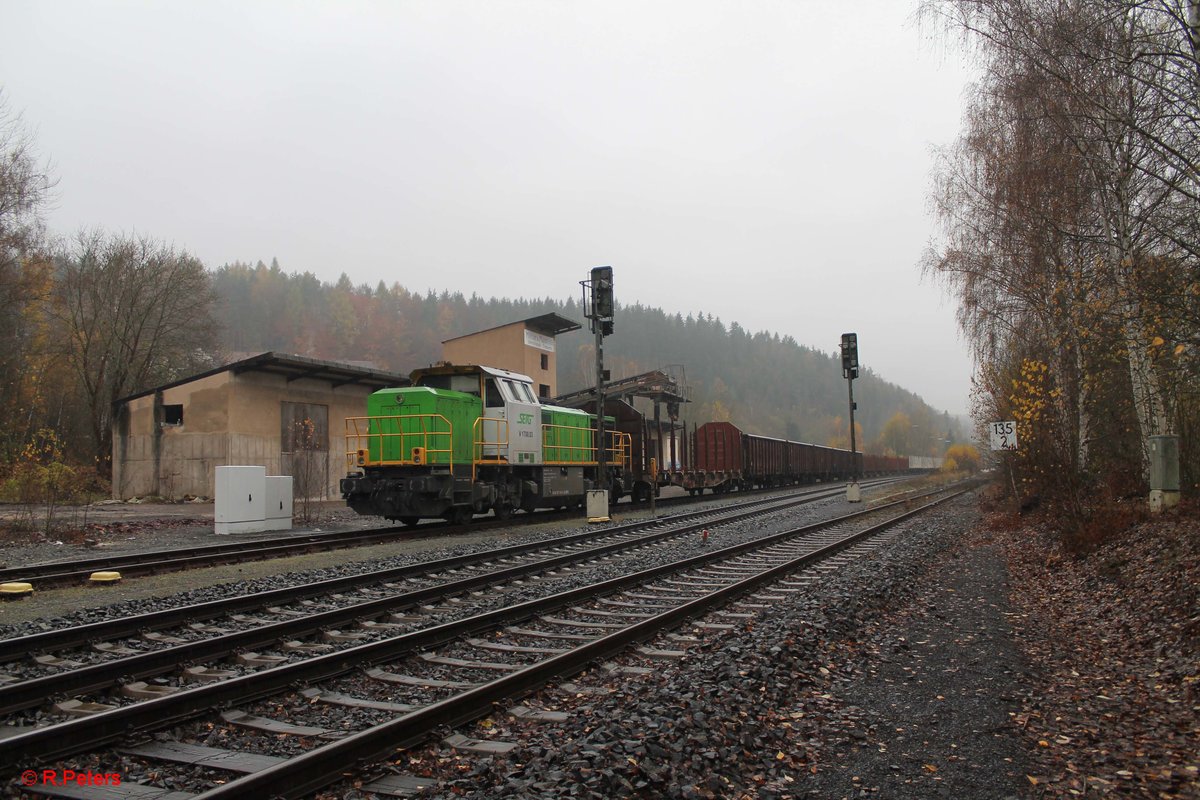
[0,481,902,590]
[1,481,967,798]
[0,483,860,720]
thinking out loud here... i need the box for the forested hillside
[212,261,960,455]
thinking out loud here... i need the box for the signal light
[592,266,614,320]
[840,332,859,379]
[411,447,425,465]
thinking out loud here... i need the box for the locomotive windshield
[503,379,538,404]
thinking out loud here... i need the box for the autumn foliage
[924,0,1199,533]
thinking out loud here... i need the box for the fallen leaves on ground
[997,509,1200,799]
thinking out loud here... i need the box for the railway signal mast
[582,266,615,500]
[841,332,862,503]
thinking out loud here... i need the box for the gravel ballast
[4,486,1046,800]
[318,494,1030,800]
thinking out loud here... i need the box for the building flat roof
[442,312,581,344]
[115,352,410,404]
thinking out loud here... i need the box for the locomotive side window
[485,379,504,407]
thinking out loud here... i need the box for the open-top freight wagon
[667,420,908,495]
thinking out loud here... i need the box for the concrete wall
[114,372,232,501]
[443,323,559,397]
[113,369,382,500]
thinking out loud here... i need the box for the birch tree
[923,0,1200,484]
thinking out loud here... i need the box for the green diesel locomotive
[339,364,628,524]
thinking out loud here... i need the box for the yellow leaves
[1175,344,1186,356]
[1150,336,1165,348]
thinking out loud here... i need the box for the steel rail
[0,480,890,588]
[0,485,858,715]
[198,488,969,799]
[0,483,958,770]
[0,482,857,661]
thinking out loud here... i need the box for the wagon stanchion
[650,457,657,516]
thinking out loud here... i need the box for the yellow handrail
[610,430,633,469]
[541,422,593,464]
[345,414,453,471]
[472,416,509,480]
[541,425,633,468]
[344,415,633,475]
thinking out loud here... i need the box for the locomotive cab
[478,369,543,465]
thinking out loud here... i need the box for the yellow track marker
[0,582,33,599]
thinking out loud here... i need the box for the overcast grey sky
[2,0,976,415]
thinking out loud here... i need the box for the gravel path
[802,538,1029,799]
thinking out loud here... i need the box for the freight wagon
[668,421,906,495]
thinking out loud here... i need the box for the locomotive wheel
[448,506,472,525]
[493,502,513,521]
[399,516,420,527]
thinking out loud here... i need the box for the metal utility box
[1149,435,1180,513]
[1149,435,1180,491]
[265,475,294,531]
[586,489,609,522]
[215,465,267,534]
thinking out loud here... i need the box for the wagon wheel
[493,502,513,521]
[448,506,473,525]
